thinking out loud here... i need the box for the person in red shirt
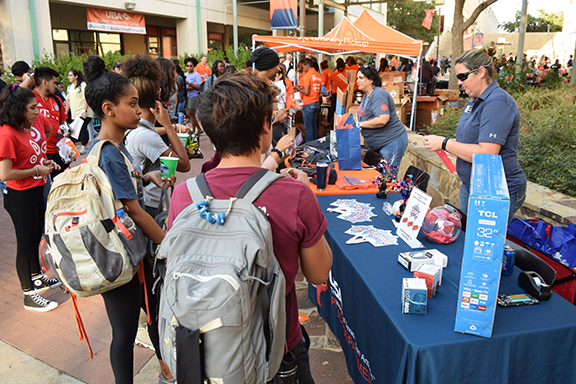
[195,55,212,83]
[168,74,332,384]
[295,59,322,142]
[33,67,68,177]
[0,85,61,312]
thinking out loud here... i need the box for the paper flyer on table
[396,187,432,248]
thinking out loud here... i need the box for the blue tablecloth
[310,193,576,384]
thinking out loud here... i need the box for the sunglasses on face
[456,67,480,81]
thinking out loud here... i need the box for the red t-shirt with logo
[34,90,66,154]
[301,68,322,105]
[167,167,328,350]
[0,114,50,190]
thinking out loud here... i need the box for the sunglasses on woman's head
[456,67,480,81]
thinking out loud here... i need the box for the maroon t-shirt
[167,167,328,349]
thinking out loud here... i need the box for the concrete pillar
[35,0,54,58]
[0,0,35,68]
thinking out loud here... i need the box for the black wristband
[271,148,283,158]
[442,137,449,151]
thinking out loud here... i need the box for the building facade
[0,0,387,70]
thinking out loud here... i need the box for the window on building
[208,32,223,52]
[52,29,122,58]
[146,26,178,58]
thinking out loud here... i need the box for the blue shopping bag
[546,223,576,268]
[335,113,361,171]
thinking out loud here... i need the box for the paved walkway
[0,134,353,383]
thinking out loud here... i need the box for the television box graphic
[402,278,428,315]
[454,154,510,338]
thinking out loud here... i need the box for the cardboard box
[402,278,428,315]
[416,95,448,110]
[395,100,408,125]
[398,250,436,272]
[336,89,347,115]
[416,108,441,126]
[414,264,442,298]
[380,72,405,96]
[434,89,460,99]
[454,154,510,338]
[383,86,401,103]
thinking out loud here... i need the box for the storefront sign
[87,7,146,34]
[207,33,223,41]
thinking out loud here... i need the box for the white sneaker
[23,291,58,312]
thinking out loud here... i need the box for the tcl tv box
[454,154,510,338]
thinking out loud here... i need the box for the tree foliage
[386,1,439,44]
[500,10,563,33]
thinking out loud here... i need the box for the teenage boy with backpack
[165,74,333,383]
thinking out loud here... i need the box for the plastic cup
[159,156,178,177]
[177,133,189,148]
[316,160,330,191]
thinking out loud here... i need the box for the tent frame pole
[409,54,421,131]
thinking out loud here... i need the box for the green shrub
[519,104,576,197]
[426,108,462,138]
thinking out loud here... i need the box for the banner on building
[474,33,484,49]
[270,0,298,30]
[87,7,146,34]
[463,32,473,51]
[421,9,434,30]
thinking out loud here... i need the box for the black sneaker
[32,274,62,293]
[23,291,58,312]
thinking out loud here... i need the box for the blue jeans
[302,101,319,142]
[459,183,526,224]
[177,100,186,114]
[378,130,408,175]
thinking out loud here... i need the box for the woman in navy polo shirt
[423,43,527,224]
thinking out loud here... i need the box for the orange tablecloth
[310,162,379,196]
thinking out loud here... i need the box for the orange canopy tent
[252,10,423,129]
[253,13,422,58]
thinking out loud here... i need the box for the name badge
[464,105,473,114]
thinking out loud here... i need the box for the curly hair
[84,56,132,119]
[123,55,162,110]
[0,85,37,131]
[155,58,176,103]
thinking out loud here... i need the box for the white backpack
[44,140,147,297]
[157,169,286,383]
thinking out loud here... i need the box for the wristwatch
[442,137,449,151]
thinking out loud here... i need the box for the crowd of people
[0,47,334,384]
[0,42,536,383]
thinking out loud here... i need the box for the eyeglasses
[456,67,480,82]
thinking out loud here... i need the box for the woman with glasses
[423,43,527,224]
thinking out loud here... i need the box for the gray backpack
[157,169,286,383]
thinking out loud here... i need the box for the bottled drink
[116,208,135,231]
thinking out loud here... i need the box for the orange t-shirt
[284,78,295,109]
[329,70,348,93]
[390,57,398,68]
[321,68,333,92]
[301,68,322,105]
[196,63,212,82]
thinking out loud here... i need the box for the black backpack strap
[236,169,283,203]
